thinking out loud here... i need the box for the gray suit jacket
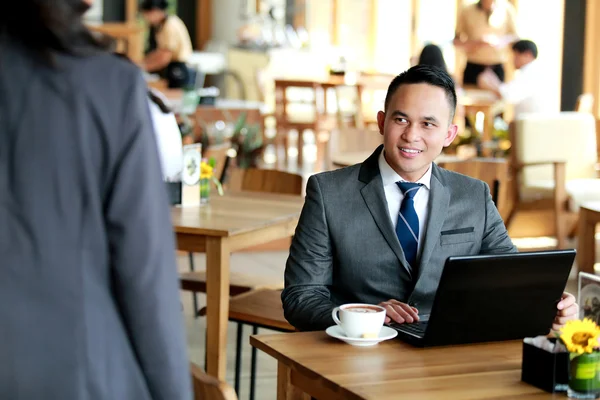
[282,145,517,331]
[0,43,191,399]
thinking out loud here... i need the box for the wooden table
[172,191,303,379]
[459,88,505,157]
[331,151,464,168]
[251,332,557,400]
[578,201,600,274]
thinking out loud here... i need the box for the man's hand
[379,299,419,324]
[553,292,578,332]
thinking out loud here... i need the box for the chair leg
[188,252,200,318]
[250,326,259,400]
[234,323,243,395]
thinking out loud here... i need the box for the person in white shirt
[147,88,183,181]
[477,40,550,117]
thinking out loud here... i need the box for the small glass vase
[568,352,600,399]
[200,178,210,204]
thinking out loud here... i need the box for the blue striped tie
[396,182,423,268]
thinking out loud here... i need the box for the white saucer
[325,325,398,347]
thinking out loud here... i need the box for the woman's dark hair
[0,0,109,61]
[384,65,457,120]
[417,44,448,73]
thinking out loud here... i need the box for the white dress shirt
[378,150,432,255]
[148,93,183,182]
[499,60,553,117]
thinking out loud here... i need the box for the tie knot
[396,182,422,199]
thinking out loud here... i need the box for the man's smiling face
[377,83,458,182]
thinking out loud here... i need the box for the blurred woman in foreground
[0,1,191,398]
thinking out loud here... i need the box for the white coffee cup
[331,303,386,339]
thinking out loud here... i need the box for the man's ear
[443,123,459,147]
[377,111,386,136]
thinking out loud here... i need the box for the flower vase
[568,352,600,399]
[200,178,210,204]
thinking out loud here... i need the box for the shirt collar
[378,148,432,190]
[519,59,537,73]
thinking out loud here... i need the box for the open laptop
[389,249,576,347]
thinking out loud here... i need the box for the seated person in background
[454,0,519,85]
[477,40,550,118]
[282,65,577,332]
[140,0,193,88]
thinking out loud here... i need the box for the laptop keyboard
[389,321,428,336]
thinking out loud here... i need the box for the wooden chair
[509,113,600,248]
[274,79,335,166]
[225,167,304,195]
[180,167,302,308]
[191,362,238,400]
[197,289,295,400]
[328,127,384,168]
[439,158,511,222]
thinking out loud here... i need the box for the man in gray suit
[282,65,577,332]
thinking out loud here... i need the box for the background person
[141,0,193,88]
[454,0,519,85]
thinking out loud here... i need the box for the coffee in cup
[331,303,386,339]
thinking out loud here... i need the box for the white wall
[371,0,412,74]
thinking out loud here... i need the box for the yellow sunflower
[559,318,600,354]
[200,162,214,180]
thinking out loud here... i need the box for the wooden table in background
[460,88,505,157]
[251,332,556,400]
[172,192,303,379]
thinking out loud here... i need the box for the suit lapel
[417,164,450,279]
[359,146,412,277]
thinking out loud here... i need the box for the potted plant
[559,318,600,398]
[230,112,264,169]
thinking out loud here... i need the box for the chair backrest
[576,93,594,113]
[440,158,510,219]
[191,363,238,400]
[203,142,232,182]
[329,128,383,155]
[513,112,597,187]
[227,168,303,195]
